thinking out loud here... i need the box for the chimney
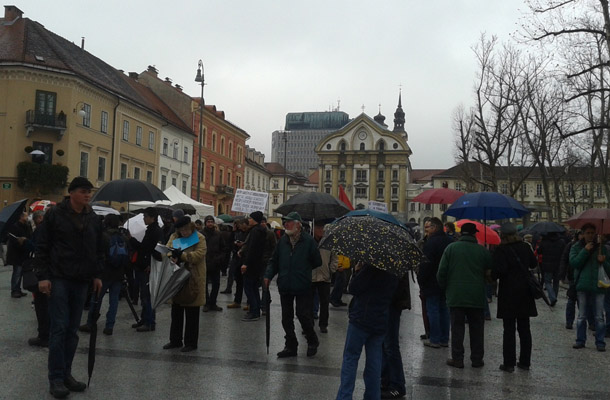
[164,77,172,84]
[3,5,23,21]
[129,72,138,79]
[147,65,158,77]
[175,84,183,92]
[81,37,85,50]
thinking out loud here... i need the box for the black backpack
[108,233,128,268]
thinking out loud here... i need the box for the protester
[202,215,226,312]
[264,211,322,357]
[437,222,492,369]
[417,217,453,348]
[80,214,128,335]
[444,221,457,241]
[226,218,248,308]
[35,177,103,398]
[537,232,566,306]
[570,223,610,351]
[194,219,204,233]
[560,231,583,329]
[128,207,163,332]
[7,211,32,298]
[312,221,338,333]
[492,223,538,372]
[240,211,268,321]
[336,262,398,400]
[163,216,207,352]
[27,210,48,347]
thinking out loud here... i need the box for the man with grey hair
[264,212,322,358]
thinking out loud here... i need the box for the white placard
[368,200,388,213]
[231,189,269,214]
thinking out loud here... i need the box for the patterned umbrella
[319,215,422,276]
[29,200,55,212]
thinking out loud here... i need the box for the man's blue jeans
[544,272,559,304]
[86,280,122,330]
[576,291,606,348]
[10,264,22,293]
[47,278,88,382]
[426,295,450,344]
[605,292,610,333]
[243,275,260,317]
[382,307,405,395]
[337,323,385,400]
[135,269,155,326]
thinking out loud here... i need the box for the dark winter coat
[101,228,127,283]
[491,241,538,319]
[264,231,322,295]
[242,223,268,277]
[202,226,227,273]
[559,240,578,282]
[35,198,104,282]
[7,220,33,266]
[347,263,399,335]
[417,230,453,297]
[129,222,163,271]
[537,236,566,274]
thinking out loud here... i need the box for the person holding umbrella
[163,216,207,352]
[34,177,104,398]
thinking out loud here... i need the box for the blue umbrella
[444,192,530,221]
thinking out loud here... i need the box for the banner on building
[232,189,269,214]
[368,200,388,213]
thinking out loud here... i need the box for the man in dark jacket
[128,207,163,332]
[264,212,322,358]
[202,215,226,312]
[7,211,32,298]
[417,217,453,348]
[35,177,104,399]
[336,262,398,400]
[537,232,566,306]
[240,211,268,321]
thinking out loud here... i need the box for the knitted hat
[172,209,185,219]
[175,216,191,229]
[204,215,215,223]
[68,177,93,192]
[249,211,264,223]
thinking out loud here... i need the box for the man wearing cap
[35,177,104,398]
[437,222,492,369]
[202,215,226,312]
[264,211,322,358]
[240,211,268,321]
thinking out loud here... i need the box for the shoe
[243,305,250,311]
[589,325,596,331]
[440,343,449,347]
[103,328,113,335]
[277,348,297,358]
[78,324,91,333]
[499,364,514,372]
[28,337,48,347]
[227,302,241,309]
[202,305,210,312]
[331,301,347,307]
[136,325,153,332]
[446,358,464,368]
[220,289,232,294]
[471,360,484,368]
[420,334,428,340]
[597,346,606,352]
[381,389,406,399]
[573,343,585,349]
[163,342,183,349]
[49,381,70,398]
[484,315,492,321]
[64,375,86,392]
[307,343,318,357]
[320,326,328,333]
[132,320,144,329]
[242,313,260,321]
[313,314,319,320]
[423,340,441,349]
[210,305,222,312]
[550,299,557,307]
[181,346,197,352]
[605,332,610,338]
[516,362,530,370]
[11,292,22,299]
[566,324,573,330]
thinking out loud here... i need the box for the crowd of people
[3,177,610,399]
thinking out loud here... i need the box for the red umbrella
[455,219,501,245]
[565,208,610,234]
[412,188,464,204]
[29,200,56,212]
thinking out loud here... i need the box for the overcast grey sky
[17,0,527,169]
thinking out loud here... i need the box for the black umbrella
[172,203,197,215]
[275,192,350,221]
[87,293,101,387]
[262,285,271,354]
[319,215,423,277]
[91,179,169,203]
[0,199,28,242]
[154,205,175,221]
[521,221,566,236]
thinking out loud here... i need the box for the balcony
[215,184,234,196]
[25,110,67,139]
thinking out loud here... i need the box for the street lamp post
[195,60,205,201]
[283,131,288,201]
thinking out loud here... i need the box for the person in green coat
[570,223,610,351]
[437,222,492,369]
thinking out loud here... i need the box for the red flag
[338,185,354,210]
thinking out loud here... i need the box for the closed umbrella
[149,257,191,309]
[275,192,350,220]
[412,188,464,204]
[0,199,28,242]
[87,294,101,387]
[91,179,169,203]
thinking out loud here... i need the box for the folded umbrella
[150,257,191,310]
[262,285,271,355]
[87,293,101,387]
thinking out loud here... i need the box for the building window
[360,143,365,151]
[148,131,155,150]
[161,175,167,190]
[392,187,398,196]
[325,170,331,181]
[173,142,179,159]
[146,171,153,183]
[582,185,588,197]
[238,147,243,163]
[221,137,225,155]
[356,170,367,182]
[410,202,416,212]
[597,185,603,198]
[378,170,384,182]
[377,187,384,198]
[521,183,528,197]
[35,90,56,119]
[163,138,168,156]
[101,111,108,133]
[172,177,177,187]
[378,141,385,151]
[79,152,89,177]
[236,175,241,188]
[82,103,91,127]
[200,162,205,183]
[219,169,224,185]
[392,170,399,181]
[536,184,543,197]
[97,157,106,181]
[391,202,398,212]
[339,170,346,181]
[273,179,279,189]
[326,187,331,194]
[340,141,346,151]
[120,163,127,179]
[182,180,187,194]
[455,182,462,191]
[122,120,129,141]
[133,167,140,180]
[229,142,233,159]
[32,141,53,164]
[210,166,215,186]
[567,184,574,197]
[227,172,232,187]
[136,126,143,146]
[501,183,508,195]
[246,170,250,184]
[184,147,189,163]
[212,134,217,152]
[355,187,367,197]
[273,194,279,204]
